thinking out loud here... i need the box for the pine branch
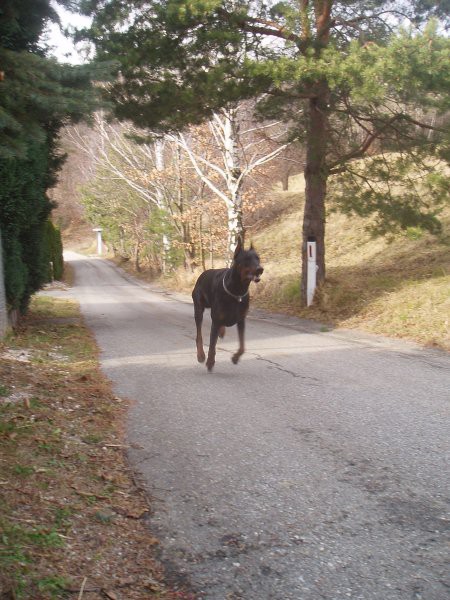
[328,115,402,173]
[216,8,305,49]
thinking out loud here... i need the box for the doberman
[192,238,263,371]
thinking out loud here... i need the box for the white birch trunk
[168,104,290,262]
[222,107,244,255]
[154,138,171,272]
[226,201,243,258]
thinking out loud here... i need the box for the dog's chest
[212,295,248,326]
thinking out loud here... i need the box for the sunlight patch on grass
[344,274,450,349]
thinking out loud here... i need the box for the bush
[0,141,55,313]
[43,221,64,281]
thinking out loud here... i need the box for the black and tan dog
[192,239,263,371]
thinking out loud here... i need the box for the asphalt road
[65,251,450,600]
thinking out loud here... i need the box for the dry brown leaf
[125,508,149,520]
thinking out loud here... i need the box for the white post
[93,228,103,256]
[306,239,317,307]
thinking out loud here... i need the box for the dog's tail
[219,326,226,339]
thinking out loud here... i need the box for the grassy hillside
[249,173,450,350]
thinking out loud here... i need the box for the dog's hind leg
[206,323,220,372]
[231,320,245,365]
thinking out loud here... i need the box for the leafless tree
[167,103,292,256]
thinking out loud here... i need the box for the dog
[192,238,263,371]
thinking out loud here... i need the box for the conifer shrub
[43,220,64,281]
[0,143,54,313]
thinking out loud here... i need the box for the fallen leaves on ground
[0,295,195,600]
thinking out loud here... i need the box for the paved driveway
[66,251,450,600]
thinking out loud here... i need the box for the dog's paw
[231,354,240,365]
[206,360,215,372]
[197,352,206,363]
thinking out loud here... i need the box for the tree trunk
[281,171,290,191]
[209,224,214,269]
[199,214,206,271]
[134,242,141,272]
[119,226,125,255]
[155,138,171,273]
[223,107,244,256]
[181,221,195,271]
[301,93,328,306]
[226,200,243,261]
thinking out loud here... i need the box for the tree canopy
[79,1,449,129]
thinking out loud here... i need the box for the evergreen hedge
[0,141,60,312]
[44,220,64,282]
[0,1,102,321]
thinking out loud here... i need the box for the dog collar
[223,273,249,303]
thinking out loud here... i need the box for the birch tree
[67,115,209,268]
[66,114,167,208]
[170,105,290,255]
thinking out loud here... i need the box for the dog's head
[233,238,264,284]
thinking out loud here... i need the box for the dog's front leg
[206,323,220,372]
[194,305,206,363]
[232,320,245,365]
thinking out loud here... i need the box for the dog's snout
[254,266,264,282]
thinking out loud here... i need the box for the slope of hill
[250,174,450,351]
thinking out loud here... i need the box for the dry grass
[0,295,194,600]
[250,175,450,350]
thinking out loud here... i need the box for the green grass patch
[36,576,70,599]
[13,465,35,477]
[0,419,18,437]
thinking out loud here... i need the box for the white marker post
[306,238,317,307]
[93,227,103,256]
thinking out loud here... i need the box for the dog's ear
[233,236,243,258]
